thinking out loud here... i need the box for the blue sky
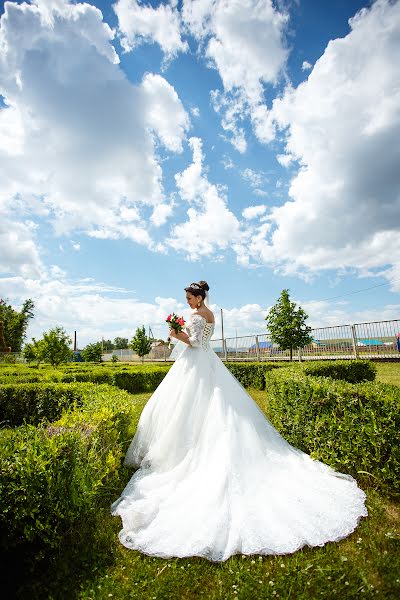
[0,0,399,346]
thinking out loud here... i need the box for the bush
[300,359,377,383]
[264,367,400,496]
[0,383,145,550]
[0,382,86,427]
[224,362,284,390]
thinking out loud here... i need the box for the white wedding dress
[111,314,368,562]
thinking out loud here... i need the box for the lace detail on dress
[186,315,215,350]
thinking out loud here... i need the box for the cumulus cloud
[142,72,190,153]
[0,271,191,346]
[113,0,188,58]
[301,60,312,71]
[0,0,189,256]
[240,0,400,285]
[183,0,289,150]
[167,137,241,259]
[0,217,44,278]
[242,205,267,220]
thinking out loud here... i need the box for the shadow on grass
[2,485,128,600]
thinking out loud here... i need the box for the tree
[81,342,103,363]
[24,326,74,367]
[0,298,35,352]
[22,338,46,367]
[265,289,313,361]
[113,337,129,349]
[130,326,152,363]
[101,339,114,352]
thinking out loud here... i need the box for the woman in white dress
[111,281,368,562]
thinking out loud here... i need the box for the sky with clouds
[1,0,399,347]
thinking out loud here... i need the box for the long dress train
[111,314,368,562]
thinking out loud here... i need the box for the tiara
[189,282,202,289]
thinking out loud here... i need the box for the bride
[111,280,368,562]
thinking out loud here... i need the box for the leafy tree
[130,326,152,363]
[111,354,119,362]
[113,337,129,349]
[0,298,35,352]
[81,342,103,363]
[265,289,313,361]
[101,339,114,352]
[22,338,46,366]
[24,326,74,367]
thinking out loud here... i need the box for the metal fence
[1,319,399,364]
[211,319,400,361]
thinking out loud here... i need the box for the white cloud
[113,0,188,58]
[210,90,247,153]
[182,0,289,150]
[301,60,312,71]
[276,153,294,167]
[0,272,189,346]
[150,202,174,227]
[221,154,234,170]
[0,217,44,278]
[241,0,400,278]
[242,205,267,220]
[241,167,267,189]
[0,0,189,252]
[167,137,241,259]
[190,106,200,117]
[142,72,190,153]
[253,189,269,198]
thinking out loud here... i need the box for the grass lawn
[374,362,400,386]
[15,385,399,600]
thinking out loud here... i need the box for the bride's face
[186,291,201,309]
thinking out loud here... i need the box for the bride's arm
[170,316,204,347]
[170,330,192,346]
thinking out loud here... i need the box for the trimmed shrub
[0,383,146,550]
[225,362,284,390]
[0,383,86,427]
[300,359,377,383]
[264,367,400,496]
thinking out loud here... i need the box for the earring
[198,299,201,307]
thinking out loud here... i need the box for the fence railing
[1,319,399,364]
[211,319,400,361]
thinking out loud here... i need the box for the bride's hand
[169,328,177,339]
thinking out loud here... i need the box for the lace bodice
[186,314,215,350]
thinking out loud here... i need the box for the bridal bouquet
[166,313,185,347]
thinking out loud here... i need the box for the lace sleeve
[187,315,205,347]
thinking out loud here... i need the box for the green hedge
[0,383,145,550]
[0,383,86,427]
[0,365,171,393]
[224,362,285,390]
[264,367,399,496]
[299,359,377,383]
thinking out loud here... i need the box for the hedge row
[0,383,86,427]
[0,365,171,393]
[299,359,377,383]
[264,367,399,496]
[0,383,146,550]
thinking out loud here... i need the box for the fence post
[298,347,302,362]
[224,339,228,361]
[351,324,359,359]
[255,336,260,362]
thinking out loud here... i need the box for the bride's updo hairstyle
[184,280,210,299]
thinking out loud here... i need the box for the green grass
[10,387,399,600]
[374,362,400,386]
